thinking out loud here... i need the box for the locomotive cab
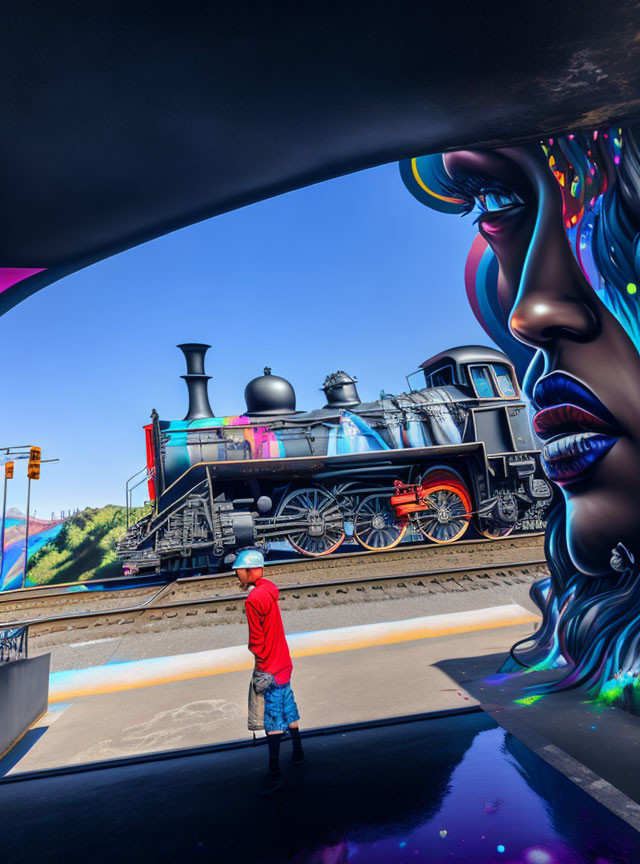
[407,345,520,400]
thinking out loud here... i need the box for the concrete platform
[1,593,639,862]
[1,622,537,773]
[0,585,541,774]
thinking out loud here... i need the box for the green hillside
[27,504,151,586]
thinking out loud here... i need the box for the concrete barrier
[0,655,50,760]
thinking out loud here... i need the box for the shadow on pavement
[0,726,48,777]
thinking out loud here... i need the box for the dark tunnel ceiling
[3,1,640,293]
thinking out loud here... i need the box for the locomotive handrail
[315,466,403,480]
[125,465,151,528]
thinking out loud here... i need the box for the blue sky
[0,162,485,517]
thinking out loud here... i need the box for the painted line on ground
[69,637,121,648]
[48,603,539,703]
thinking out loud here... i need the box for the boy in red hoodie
[233,547,304,794]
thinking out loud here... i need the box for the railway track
[0,534,545,624]
[4,554,548,646]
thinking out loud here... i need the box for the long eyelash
[440,171,515,217]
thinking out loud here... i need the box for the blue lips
[542,432,617,483]
[533,372,617,425]
[534,372,620,484]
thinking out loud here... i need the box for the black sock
[267,734,283,775]
[289,726,304,755]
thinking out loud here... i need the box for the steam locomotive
[117,344,552,576]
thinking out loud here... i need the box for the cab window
[493,364,516,397]
[429,365,455,388]
[470,366,497,398]
[407,370,427,392]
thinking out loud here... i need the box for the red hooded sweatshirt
[245,577,292,684]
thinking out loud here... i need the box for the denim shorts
[263,681,300,732]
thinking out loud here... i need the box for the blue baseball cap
[232,548,265,570]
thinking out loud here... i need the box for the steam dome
[244,367,296,415]
[322,370,360,409]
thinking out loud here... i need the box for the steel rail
[0,533,546,624]
[6,557,548,638]
[0,531,544,605]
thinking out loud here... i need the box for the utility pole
[22,477,32,588]
[22,447,41,589]
[0,461,13,581]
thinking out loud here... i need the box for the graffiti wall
[402,127,640,710]
[0,509,65,591]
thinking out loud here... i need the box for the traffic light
[5,461,13,479]
[27,447,41,480]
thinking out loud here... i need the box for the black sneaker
[292,749,306,766]
[257,771,283,795]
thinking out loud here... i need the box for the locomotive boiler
[117,343,552,576]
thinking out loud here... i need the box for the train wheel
[414,486,471,543]
[354,494,407,551]
[279,487,345,556]
[477,521,515,539]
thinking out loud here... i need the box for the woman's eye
[474,190,524,215]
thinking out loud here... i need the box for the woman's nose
[497,146,602,350]
[510,293,599,346]
[507,196,599,348]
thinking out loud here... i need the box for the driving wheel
[354,494,407,550]
[278,487,345,556]
[414,484,471,544]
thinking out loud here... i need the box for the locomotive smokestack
[177,343,215,420]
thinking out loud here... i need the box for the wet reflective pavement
[0,708,637,863]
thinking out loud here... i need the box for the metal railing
[0,626,28,664]
[125,465,152,527]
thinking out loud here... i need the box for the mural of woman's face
[443,145,640,576]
